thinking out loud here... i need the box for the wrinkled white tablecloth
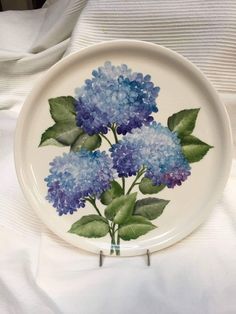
[0,1,236,313]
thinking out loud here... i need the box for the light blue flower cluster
[45,150,115,215]
[110,122,191,188]
[75,61,159,135]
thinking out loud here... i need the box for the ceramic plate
[14,40,232,256]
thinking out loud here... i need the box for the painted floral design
[45,150,115,215]
[75,61,159,136]
[40,62,213,255]
[111,122,191,188]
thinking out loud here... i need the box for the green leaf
[49,96,76,122]
[118,216,156,240]
[39,121,83,146]
[104,193,137,225]
[181,135,213,163]
[71,133,101,152]
[139,177,165,195]
[68,215,109,238]
[100,181,123,205]
[167,108,200,137]
[133,197,169,220]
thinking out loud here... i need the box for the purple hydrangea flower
[45,150,115,215]
[110,122,191,188]
[75,61,159,135]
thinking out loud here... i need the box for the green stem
[116,233,120,256]
[100,133,112,147]
[110,230,115,255]
[86,197,102,216]
[86,197,114,244]
[110,125,119,144]
[110,222,116,255]
[112,222,116,235]
[110,125,127,195]
[85,197,119,256]
[110,125,126,195]
[126,168,146,195]
[122,177,125,194]
[110,246,114,255]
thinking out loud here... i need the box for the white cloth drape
[0,1,236,313]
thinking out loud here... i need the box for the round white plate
[14,40,232,256]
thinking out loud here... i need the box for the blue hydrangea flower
[45,150,115,215]
[75,61,160,135]
[110,122,191,188]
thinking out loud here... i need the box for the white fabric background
[0,1,236,313]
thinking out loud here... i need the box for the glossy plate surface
[14,40,232,256]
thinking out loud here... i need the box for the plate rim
[14,39,233,256]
